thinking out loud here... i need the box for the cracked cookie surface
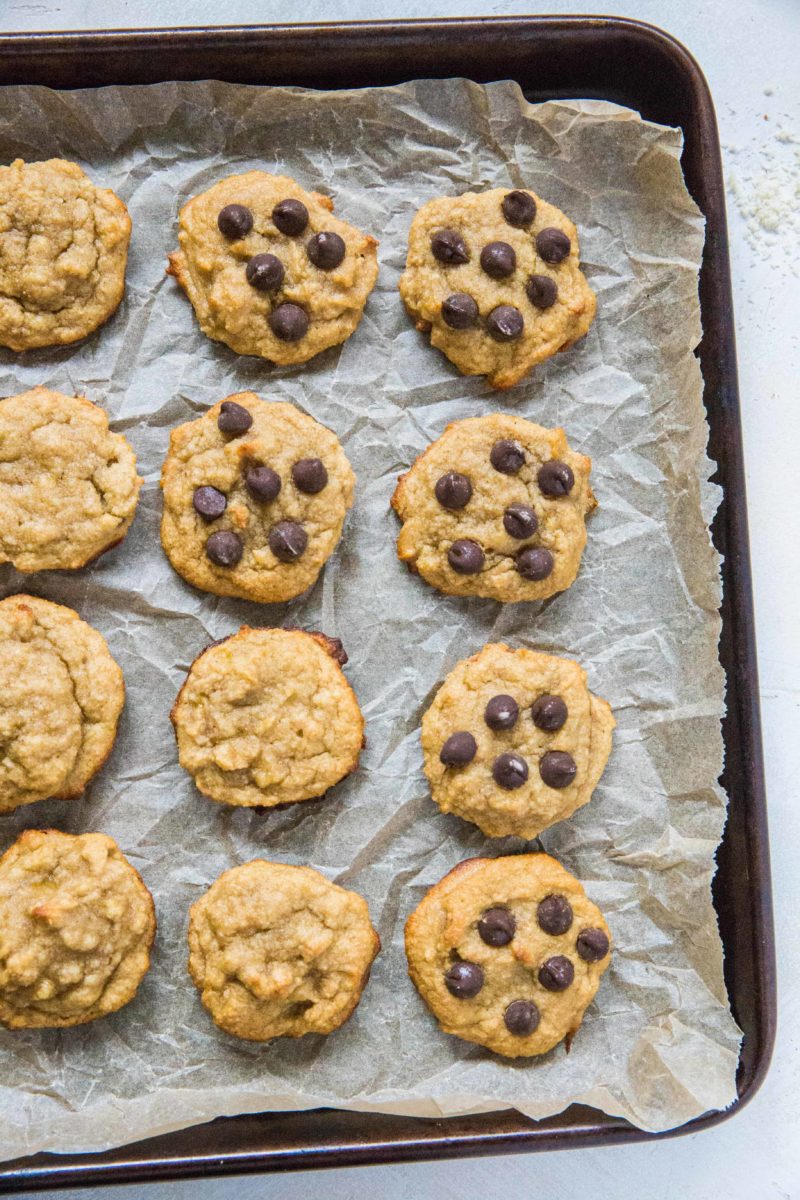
[0,829,155,1029]
[0,387,142,572]
[0,595,125,812]
[405,853,611,1058]
[422,643,614,839]
[168,171,378,365]
[0,158,131,351]
[188,859,379,1041]
[171,627,364,809]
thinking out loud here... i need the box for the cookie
[167,171,378,365]
[188,859,379,1041]
[171,626,364,809]
[405,853,611,1057]
[160,393,354,603]
[0,387,142,572]
[0,158,131,352]
[0,595,125,812]
[399,187,595,388]
[0,829,155,1029]
[392,413,594,603]
[421,643,614,839]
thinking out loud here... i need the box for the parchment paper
[0,78,740,1157]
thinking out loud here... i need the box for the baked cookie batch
[0,159,614,1058]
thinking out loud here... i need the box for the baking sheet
[0,77,740,1155]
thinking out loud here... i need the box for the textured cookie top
[0,158,131,352]
[392,413,594,603]
[405,853,611,1058]
[0,594,125,811]
[0,387,142,572]
[188,859,380,1041]
[422,643,614,839]
[168,171,378,365]
[399,187,595,388]
[160,393,355,603]
[0,829,155,1029]
[171,627,364,808]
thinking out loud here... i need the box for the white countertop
[3,1,797,1197]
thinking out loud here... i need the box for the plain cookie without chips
[188,859,380,1041]
[405,853,611,1058]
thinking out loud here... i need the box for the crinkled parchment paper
[0,78,740,1157]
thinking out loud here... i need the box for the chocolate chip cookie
[0,158,131,351]
[188,859,380,1041]
[171,627,364,809]
[399,187,595,388]
[0,594,125,812]
[422,643,614,839]
[392,413,594,603]
[0,829,155,1029]
[160,393,354,603]
[0,387,142,572]
[405,853,611,1057]
[168,171,378,365]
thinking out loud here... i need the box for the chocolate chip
[205,530,243,567]
[501,190,536,228]
[536,227,571,264]
[516,546,554,581]
[484,694,519,731]
[441,293,479,329]
[486,305,524,342]
[431,228,469,265]
[490,439,525,474]
[480,241,516,279]
[245,253,285,291]
[537,460,575,497]
[492,751,528,790]
[272,198,309,236]
[217,204,253,239]
[537,894,574,936]
[577,928,610,962]
[217,400,253,436]
[444,961,484,999]
[268,520,307,562]
[448,539,484,575]
[292,458,328,494]
[245,466,281,502]
[503,503,538,539]
[440,731,477,766]
[193,486,227,522]
[538,954,575,991]
[435,471,472,510]
[307,231,346,270]
[539,750,577,789]
[504,998,540,1036]
[268,302,309,342]
[478,907,516,947]
[531,694,568,732]
[526,274,558,309]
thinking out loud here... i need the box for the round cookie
[0,387,142,572]
[0,595,125,812]
[160,393,354,602]
[167,171,378,365]
[405,853,611,1058]
[422,643,614,839]
[0,829,155,1029]
[188,859,380,1041]
[399,187,595,388]
[0,158,131,352]
[392,413,594,603]
[171,626,364,809]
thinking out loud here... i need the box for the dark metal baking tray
[0,16,775,1191]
